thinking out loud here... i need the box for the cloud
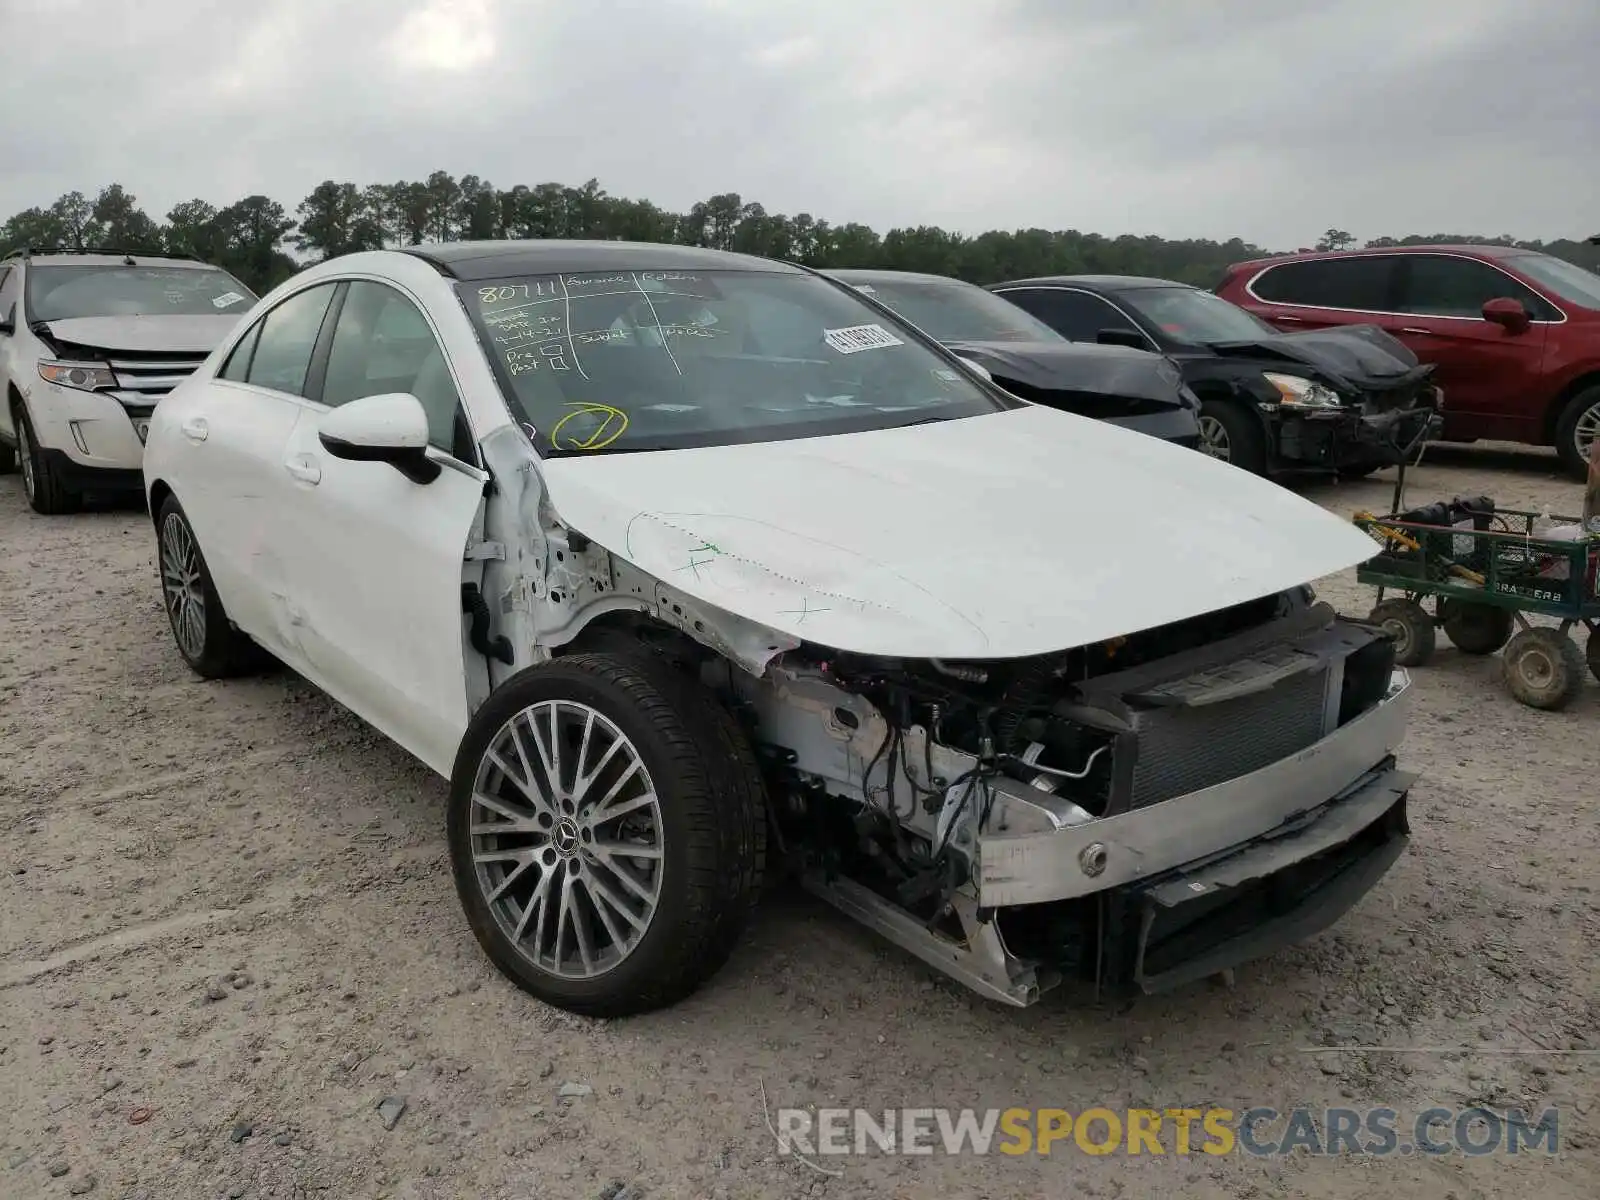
[1,0,1595,248]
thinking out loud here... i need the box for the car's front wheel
[13,400,79,514]
[448,651,766,1017]
[155,494,271,678]
[1197,399,1269,475]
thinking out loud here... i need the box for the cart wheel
[1502,627,1586,711]
[1440,601,1514,656]
[1587,630,1600,685]
[1369,599,1436,667]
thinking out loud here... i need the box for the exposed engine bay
[568,580,1413,1007]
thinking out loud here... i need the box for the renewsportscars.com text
[775,1105,1560,1158]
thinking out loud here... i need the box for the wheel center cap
[552,817,581,857]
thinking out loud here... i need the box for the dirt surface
[2,444,1597,1200]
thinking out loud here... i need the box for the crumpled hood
[537,404,1378,660]
[37,314,243,355]
[1206,324,1434,392]
[943,339,1195,410]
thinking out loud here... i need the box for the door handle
[1400,327,1433,336]
[284,454,321,485]
[1274,314,1306,322]
[181,417,208,442]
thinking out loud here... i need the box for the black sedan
[988,274,1441,477]
[823,269,1201,448]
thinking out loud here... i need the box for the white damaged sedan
[142,241,1414,1017]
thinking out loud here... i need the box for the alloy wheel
[1573,398,1600,470]
[469,700,664,980]
[159,512,207,659]
[1198,414,1231,461]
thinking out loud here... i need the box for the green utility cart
[1353,499,1600,710]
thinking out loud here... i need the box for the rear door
[1387,253,1552,438]
[275,278,489,777]
[992,285,1154,347]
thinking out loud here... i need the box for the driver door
[276,280,490,777]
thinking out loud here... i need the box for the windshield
[458,269,1006,456]
[1511,252,1600,310]
[1119,286,1278,345]
[26,265,256,322]
[840,276,1064,344]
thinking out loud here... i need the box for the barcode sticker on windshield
[212,291,247,309]
[823,323,903,355]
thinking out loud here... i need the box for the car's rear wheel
[1554,384,1600,480]
[156,494,271,678]
[448,651,766,1017]
[1197,400,1269,475]
[13,400,80,514]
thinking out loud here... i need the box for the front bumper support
[977,669,1411,907]
[1128,766,1411,993]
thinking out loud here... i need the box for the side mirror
[318,392,440,485]
[0,303,14,336]
[954,355,993,382]
[1481,297,1530,333]
[1096,327,1148,350]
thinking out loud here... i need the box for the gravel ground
[1,443,1596,1200]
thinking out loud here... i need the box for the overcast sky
[3,0,1596,250]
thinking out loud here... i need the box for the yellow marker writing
[550,403,629,451]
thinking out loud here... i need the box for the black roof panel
[402,239,801,281]
[992,274,1190,292]
[825,268,980,287]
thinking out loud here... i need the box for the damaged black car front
[822,268,1203,449]
[989,275,1442,478]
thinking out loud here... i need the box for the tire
[1369,598,1436,667]
[1586,630,1600,686]
[1502,627,1586,711]
[13,399,80,514]
[155,494,271,679]
[1553,384,1600,481]
[1335,460,1383,481]
[1196,399,1270,475]
[1440,600,1514,655]
[0,436,14,474]
[448,651,767,1017]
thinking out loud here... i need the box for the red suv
[1216,245,1600,478]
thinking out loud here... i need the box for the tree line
[3,176,1596,298]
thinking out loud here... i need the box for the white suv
[0,248,257,513]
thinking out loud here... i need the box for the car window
[321,281,468,456]
[244,283,337,397]
[458,269,1004,456]
[217,323,262,382]
[836,277,1064,343]
[1511,253,1600,310]
[1397,255,1560,320]
[1117,287,1278,345]
[24,264,256,321]
[999,287,1143,343]
[1250,257,1398,311]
